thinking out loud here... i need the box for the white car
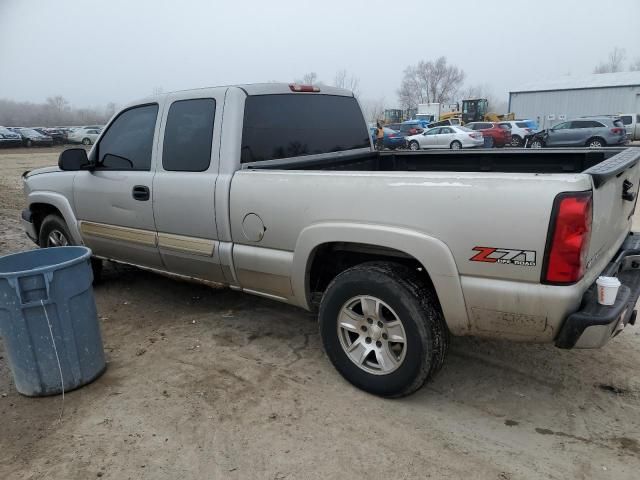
[68,127,102,145]
[406,125,483,150]
[498,121,535,147]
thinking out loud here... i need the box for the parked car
[369,126,406,149]
[517,119,539,131]
[68,127,102,145]
[498,121,536,147]
[10,127,54,147]
[619,114,639,141]
[529,117,627,148]
[0,126,23,147]
[21,82,640,398]
[35,128,66,145]
[464,122,512,147]
[406,125,483,150]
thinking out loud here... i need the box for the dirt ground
[1,148,639,480]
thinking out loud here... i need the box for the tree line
[0,96,117,127]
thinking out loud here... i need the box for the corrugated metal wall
[509,86,640,129]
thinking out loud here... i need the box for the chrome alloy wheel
[337,295,407,375]
[47,229,69,247]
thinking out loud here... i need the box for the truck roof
[130,82,354,108]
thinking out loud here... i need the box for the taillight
[611,127,623,134]
[542,192,592,284]
[289,83,320,92]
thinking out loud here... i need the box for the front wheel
[511,135,523,147]
[82,138,91,145]
[319,262,449,397]
[530,138,544,148]
[408,141,420,151]
[26,139,33,148]
[450,140,462,150]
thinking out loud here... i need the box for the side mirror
[58,148,91,171]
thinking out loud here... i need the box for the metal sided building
[509,72,640,129]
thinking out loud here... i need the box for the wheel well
[29,203,63,239]
[307,242,437,308]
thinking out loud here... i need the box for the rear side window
[515,122,529,128]
[621,115,632,125]
[97,104,158,170]
[162,98,216,172]
[241,94,370,163]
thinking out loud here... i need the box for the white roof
[511,71,640,93]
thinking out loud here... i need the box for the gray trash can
[0,246,106,396]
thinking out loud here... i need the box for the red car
[464,122,512,147]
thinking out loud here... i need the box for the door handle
[132,185,150,201]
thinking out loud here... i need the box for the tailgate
[585,148,640,271]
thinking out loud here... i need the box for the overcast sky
[1,0,639,109]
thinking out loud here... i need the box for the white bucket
[596,276,621,306]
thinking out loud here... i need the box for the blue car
[370,127,406,150]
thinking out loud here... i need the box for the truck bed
[245,147,630,177]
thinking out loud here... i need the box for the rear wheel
[586,137,605,148]
[38,214,102,282]
[511,135,523,147]
[409,140,420,151]
[450,140,462,150]
[82,137,91,145]
[319,262,449,397]
[530,138,544,148]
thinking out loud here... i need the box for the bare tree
[630,58,640,71]
[397,57,464,110]
[46,95,70,113]
[333,69,361,96]
[301,72,318,84]
[360,97,386,123]
[593,47,626,73]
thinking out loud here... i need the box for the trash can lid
[0,246,92,278]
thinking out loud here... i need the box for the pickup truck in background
[21,83,640,397]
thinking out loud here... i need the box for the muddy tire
[38,214,102,282]
[319,261,449,398]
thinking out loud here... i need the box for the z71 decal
[470,247,536,267]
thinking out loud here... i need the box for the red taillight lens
[611,127,623,134]
[543,192,592,284]
[289,83,320,92]
[388,133,397,138]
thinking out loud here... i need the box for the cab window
[162,98,216,172]
[97,104,158,170]
[241,94,370,163]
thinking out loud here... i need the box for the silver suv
[530,116,627,148]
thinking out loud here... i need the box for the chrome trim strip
[157,232,215,256]
[80,221,157,246]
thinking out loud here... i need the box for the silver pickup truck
[21,83,640,397]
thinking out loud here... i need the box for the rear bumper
[555,232,640,348]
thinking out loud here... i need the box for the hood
[23,165,61,178]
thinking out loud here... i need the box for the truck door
[74,103,163,268]
[152,90,226,283]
